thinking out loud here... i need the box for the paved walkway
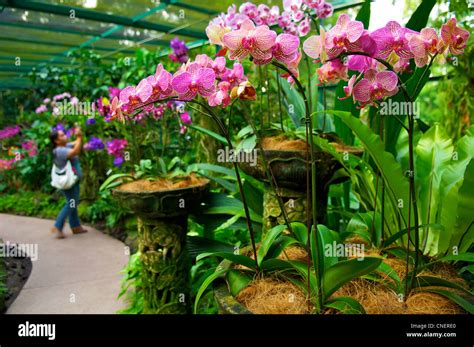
[0,214,129,314]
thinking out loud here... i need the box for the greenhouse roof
[0,0,364,90]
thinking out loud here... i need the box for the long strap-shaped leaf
[322,257,383,300]
[329,110,411,231]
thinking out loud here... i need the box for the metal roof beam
[0,0,207,39]
[0,21,171,45]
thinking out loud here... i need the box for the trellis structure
[0,0,365,90]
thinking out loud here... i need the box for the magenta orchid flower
[272,33,300,65]
[179,112,192,125]
[440,18,470,55]
[353,69,399,106]
[221,63,247,87]
[222,19,277,63]
[325,14,365,57]
[146,64,174,100]
[303,28,327,61]
[370,21,416,60]
[172,63,216,100]
[208,81,232,107]
[119,79,152,109]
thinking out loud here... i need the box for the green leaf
[454,160,474,253]
[324,296,366,314]
[355,0,371,27]
[260,258,296,271]
[186,236,234,259]
[439,126,474,252]
[376,261,402,292]
[194,266,228,314]
[422,288,474,314]
[227,270,253,297]
[382,223,444,248]
[187,163,236,179]
[329,110,411,230]
[322,257,383,300]
[188,124,228,145]
[291,222,308,245]
[196,252,256,269]
[405,0,437,31]
[316,225,341,271]
[99,173,133,192]
[415,124,454,256]
[265,236,300,261]
[415,276,473,296]
[257,224,287,266]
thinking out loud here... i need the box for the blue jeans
[54,182,81,231]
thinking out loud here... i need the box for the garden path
[0,213,129,313]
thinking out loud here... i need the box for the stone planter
[113,177,210,314]
[239,140,362,230]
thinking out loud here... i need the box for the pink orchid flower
[406,28,440,67]
[440,18,470,55]
[370,21,416,60]
[206,23,231,46]
[211,57,227,76]
[172,62,216,100]
[317,60,348,84]
[221,63,247,87]
[222,19,277,63]
[119,79,152,109]
[146,64,174,100]
[271,33,300,65]
[347,55,379,73]
[353,69,399,106]
[110,97,125,123]
[303,28,327,60]
[338,75,357,100]
[325,14,365,57]
[208,81,232,107]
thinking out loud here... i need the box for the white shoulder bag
[51,160,78,190]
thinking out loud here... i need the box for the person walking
[49,126,88,239]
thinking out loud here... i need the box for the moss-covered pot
[214,281,252,314]
[113,178,210,314]
[240,143,362,226]
[112,178,210,218]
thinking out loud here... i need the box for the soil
[260,135,362,154]
[0,244,32,313]
[234,246,469,314]
[116,174,208,193]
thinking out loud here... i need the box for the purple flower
[84,136,104,151]
[52,123,66,133]
[169,37,189,63]
[113,156,124,167]
[86,118,96,126]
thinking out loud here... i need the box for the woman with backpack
[49,126,88,239]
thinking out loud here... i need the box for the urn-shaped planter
[239,134,362,229]
[113,175,210,314]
